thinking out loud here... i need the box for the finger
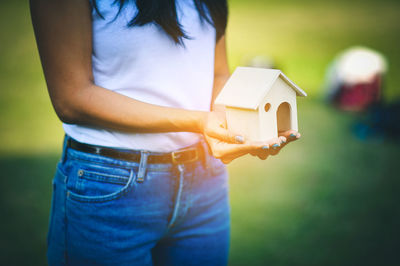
[216,142,258,158]
[279,130,301,142]
[276,136,286,149]
[249,143,269,155]
[250,145,269,160]
[266,137,283,155]
[223,141,271,161]
[205,127,245,144]
[208,137,276,162]
[221,157,234,164]
[220,147,253,164]
[212,139,271,162]
[264,137,281,151]
[269,136,291,156]
[278,129,296,138]
[257,151,269,160]
[219,140,275,162]
[205,136,246,160]
[249,150,258,156]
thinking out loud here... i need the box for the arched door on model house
[276,102,291,134]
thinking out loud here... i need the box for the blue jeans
[47,135,230,265]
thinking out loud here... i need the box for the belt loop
[137,150,149,183]
[61,134,70,165]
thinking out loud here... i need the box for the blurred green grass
[227,0,400,101]
[0,0,400,265]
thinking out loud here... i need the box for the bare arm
[30,0,206,134]
[211,35,230,109]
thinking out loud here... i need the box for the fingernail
[262,145,269,150]
[296,134,301,138]
[290,133,296,138]
[272,144,280,149]
[235,135,244,143]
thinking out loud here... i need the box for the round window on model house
[264,103,271,112]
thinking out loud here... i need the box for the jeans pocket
[67,163,137,203]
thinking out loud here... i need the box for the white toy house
[215,67,307,141]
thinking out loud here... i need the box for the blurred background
[1,0,399,265]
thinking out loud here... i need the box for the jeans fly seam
[185,170,195,217]
[168,164,185,228]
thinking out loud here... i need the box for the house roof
[215,67,307,110]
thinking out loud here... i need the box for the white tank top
[63,0,216,152]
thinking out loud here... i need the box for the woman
[30,0,300,265]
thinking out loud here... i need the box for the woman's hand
[202,106,301,164]
[202,108,284,164]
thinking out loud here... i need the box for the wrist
[194,111,208,133]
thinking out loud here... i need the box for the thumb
[205,126,244,144]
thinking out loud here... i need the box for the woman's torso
[63,0,216,152]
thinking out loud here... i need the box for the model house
[215,67,307,141]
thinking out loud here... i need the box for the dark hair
[91,0,228,44]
